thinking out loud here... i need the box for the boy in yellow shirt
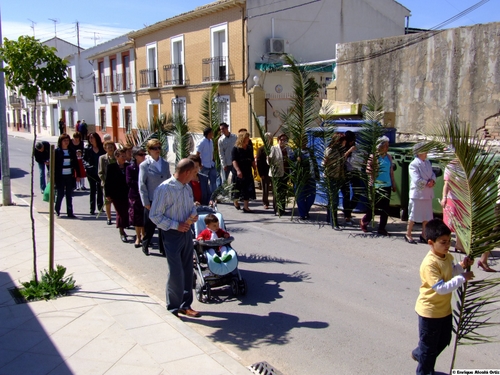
[412,219,474,375]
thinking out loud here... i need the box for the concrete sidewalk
[0,195,250,374]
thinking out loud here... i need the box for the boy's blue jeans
[412,314,452,375]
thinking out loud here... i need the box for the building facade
[86,36,136,143]
[130,0,247,135]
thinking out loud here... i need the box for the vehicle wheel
[231,278,239,296]
[238,279,247,296]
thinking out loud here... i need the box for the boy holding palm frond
[412,219,474,375]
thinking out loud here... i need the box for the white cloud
[1,20,133,49]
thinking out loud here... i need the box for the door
[111,104,119,142]
[60,109,66,134]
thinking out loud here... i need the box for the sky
[0,0,498,49]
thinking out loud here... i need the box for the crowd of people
[34,124,497,274]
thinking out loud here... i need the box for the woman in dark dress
[54,134,80,218]
[232,131,256,212]
[83,133,105,215]
[105,149,130,242]
[126,147,146,248]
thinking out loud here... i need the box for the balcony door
[171,36,184,85]
[111,104,119,142]
[211,24,227,81]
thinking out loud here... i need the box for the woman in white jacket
[405,143,436,244]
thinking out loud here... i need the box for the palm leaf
[279,55,322,219]
[199,84,222,171]
[431,117,500,371]
[124,114,170,159]
[354,93,388,227]
[165,113,192,166]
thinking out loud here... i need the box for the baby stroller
[193,206,247,302]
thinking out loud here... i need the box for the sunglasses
[149,146,161,151]
[136,153,146,157]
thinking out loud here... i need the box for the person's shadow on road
[189,310,329,351]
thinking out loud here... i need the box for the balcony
[202,56,234,82]
[139,69,161,89]
[114,73,134,92]
[163,64,188,86]
[95,76,110,94]
[9,95,23,107]
[50,91,73,99]
[26,93,44,105]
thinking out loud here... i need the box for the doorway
[111,104,119,142]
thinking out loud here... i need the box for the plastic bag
[43,182,51,202]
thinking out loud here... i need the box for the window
[42,108,47,128]
[145,43,158,88]
[170,36,184,85]
[211,24,228,81]
[98,61,105,93]
[124,108,132,134]
[147,99,160,126]
[110,58,117,91]
[214,95,230,124]
[171,97,186,121]
[122,53,131,90]
[100,108,106,131]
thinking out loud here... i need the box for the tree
[0,36,73,283]
[199,84,221,171]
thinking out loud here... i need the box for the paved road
[5,135,500,375]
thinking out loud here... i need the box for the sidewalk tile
[0,348,22,368]
[211,352,253,375]
[126,322,184,346]
[0,352,63,375]
[104,363,164,375]
[160,353,232,375]
[49,356,113,375]
[143,338,204,364]
[71,323,135,363]
[0,327,47,351]
[112,343,161,368]
[21,310,81,335]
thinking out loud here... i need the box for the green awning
[255,61,335,73]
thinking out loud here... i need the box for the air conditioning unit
[267,38,285,54]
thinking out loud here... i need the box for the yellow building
[129,0,248,134]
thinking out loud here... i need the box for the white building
[85,36,136,143]
[246,0,410,133]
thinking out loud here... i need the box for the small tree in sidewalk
[0,36,73,292]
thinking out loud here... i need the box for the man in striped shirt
[150,158,200,318]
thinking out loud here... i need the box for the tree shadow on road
[9,167,29,179]
[189,310,329,351]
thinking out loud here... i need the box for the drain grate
[248,361,284,375]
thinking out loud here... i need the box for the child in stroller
[196,214,234,264]
[193,207,247,302]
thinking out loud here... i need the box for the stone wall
[334,22,500,136]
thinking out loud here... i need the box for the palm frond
[199,84,222,170]
[354,93,388,226]
[278,55,322,219]
[431,117,500,371]
[124,114,170,158]
[165,113,191,166]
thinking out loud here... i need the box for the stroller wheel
[238,279,247,296]
[231,278,240,296]
[196,282,211,303]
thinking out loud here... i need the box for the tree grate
[248,361,284,375]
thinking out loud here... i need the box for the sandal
[478,261,497,272]
[405,235,417,244]
[234,202,241,210]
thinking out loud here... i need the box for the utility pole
[0,11,13,206]
[76,21,80,54]
[93,32,100,46]
[28,19,36,38]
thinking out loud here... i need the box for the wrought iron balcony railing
[202,56,234,82]
[163,63,186,86]
[114,73,134,92]
[9,95,23,106]
[139,69,160,89]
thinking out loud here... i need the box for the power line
[247,0,321,19]
[338,0,491,66]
